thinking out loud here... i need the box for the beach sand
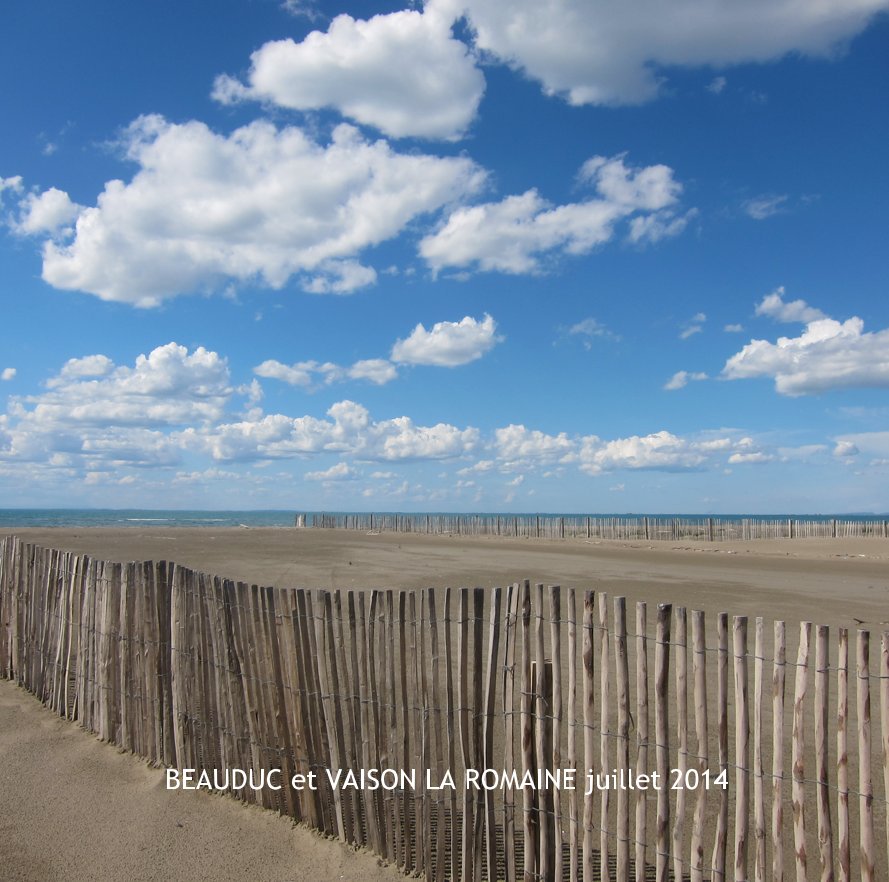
[2,526,888,880]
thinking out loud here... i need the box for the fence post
[753,618,766,882]
[582,591,595,882]
[614,597,630,882]
[599,592,612,882]
[521,581,536,882]
[712,612,728,881]
[837,628,850,882]
[690,610,707,882]
[655,603,672,882]
[733,616,749,881]
[792,622,812,880]
[881,632,889,876]
[858,630,876,881]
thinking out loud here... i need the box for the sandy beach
[2,526,888,880]
[5,526,889,627]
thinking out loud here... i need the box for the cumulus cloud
[256,315,500,392]
[14,188,83,235]
[0,176,23,199]
[305,461,358,481]
[1,368,16,381]
[195,399,479,463]
[440,0,889,106]
[494,425,574,462]
[253,360,315,387]
[213,8,485,141]
[301,260,377,295]
[833,440,860,458]
[723,308,889,395]
[50,354,115,384]
[254,356,398,388]
[419,154,685,274]
[755,287,827,323]
[347,359,398,385]
[579,431,710,474]
[664,370,707,390]
[16,117,484,306]
[391,314,500,367]
[832,432,889,461]
[33,343,232,427]
[0,343,235,470]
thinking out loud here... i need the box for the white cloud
[280,0,321,20]
[14,188,83,235]
[301,260,377,295]
[369,416,479,461]
[755,287,827,323]
[305,461,358,481]
[420,154,685,274]
[20,116,484,306]
[457,459,494,475]
[0,343,234,470]
[679,313,706,339]
[347,359,398,385]
[628,208,696,244]
[494,425,574,463]
[833,432,889,460]
[442,0,889,106]
[707,76,727,94]
[743,194,789,220]
[1,368,16,381]
[254,356,398,388]
[173,468,241,484]
[724,323,744,333]
[579,431,709,474]
[391,313,500,367]
[35,343,232,427]
[723,312,889,395]
[254,360,314,387]
[833,440,860,458]
[727,451,774,464]
[0,176,23,199]
[50,354,115,384]
[196,399,479,463]
[566,317,620,349]
[664,370,707,390]
[213,8,485,141]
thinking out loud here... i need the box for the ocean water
[0,509,298,528]
[0,509,883,529]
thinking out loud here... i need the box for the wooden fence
[306,513,889,542]
[2,533,888,881]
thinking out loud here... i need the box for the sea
[0,509,884,529]
[0,509,298,528]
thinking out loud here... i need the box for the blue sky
[1,0,888,513]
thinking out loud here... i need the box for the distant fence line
[3,534,889,881]
[305,512,889,541]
